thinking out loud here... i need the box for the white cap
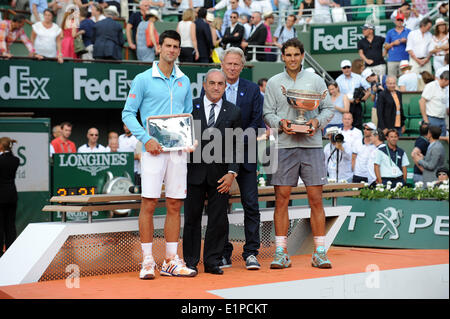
[326,126,340,135]
[399,60,410,69]
[363,122,377,130]
[104,5,119,17]
[340,60,351,68]
[361,68,375,80]
[145,8,161,20]
[206,12,215,22]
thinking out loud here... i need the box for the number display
[56,187,97,196]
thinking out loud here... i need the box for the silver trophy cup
[281,86,328,133]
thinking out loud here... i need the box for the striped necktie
[207,103,216,127]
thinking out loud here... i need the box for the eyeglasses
[342,66,351,69]
[364,127,373,130]
[231,16,238,19]
[397,19,404,21]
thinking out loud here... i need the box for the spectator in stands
[276,0,293,28]
[262,11,276,61]
[336,60,370,128]
[351,58,364,75]
[361,67,382,126]
[392,2,423,31]
[313,0,333,24]
[374,129,409,186]
[118,124,140,183]
[239,13,252,40]
[30,0,48,23]
[385,13,411,78]
[0,14,38,59]
[429,18,449,73]
[93,5,125,60]
[52,124,62,139]
[0,137,20,258]
[210,16,224,48]
[195,7,214,63]
[412,125,446,184]
[421,70,435,85]
[177,8,199,62]
[78,127,107,152]
[126,0,150,51]
[435,167,449,186]
[413,0,429,15]
[367,128,385,186]
[398,60,419,92]
[411,122,430,182]
[48,1,74,27]
[436,53,449,79]
[242,0,262,14]
[352,122,377,183]
[79,7,95,59]
[241,11,267,61]
[406,17,433,76]
[221,10,245,50]
[437,1,449,18]
[334,0,352,22]
[106,0,122,15]
[90,2,107,23]
[221,0,246,35]
[297,0,314,27]
[377,76,406,136]
[108,130,119,143]
[273,14,298,49]
[324,82,350,133]
[339,112,363,154]
[258,77,268,95]
[136,8,160,62]
[51,122,77,153]
[358,23,386,77]
[386,0,406,20]
[420,71,450,136]
[60,7,80,59]
[31,9,64,63]
[324,126,353,182]
[107,139,120,152]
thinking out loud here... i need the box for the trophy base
[288,122,311,134]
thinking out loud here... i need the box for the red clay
[0,247,448,299]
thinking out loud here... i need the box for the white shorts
[141,151,187,199]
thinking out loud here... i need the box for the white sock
[141,242,153,258]
[275,236,287,249]
[314,236,325,249]
[165,242,178,260]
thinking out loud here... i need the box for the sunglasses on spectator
[364,127,373,130]
[342,66,351,69]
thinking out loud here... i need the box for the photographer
[323,126,353,183]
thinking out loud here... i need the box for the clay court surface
[0,247,447,299]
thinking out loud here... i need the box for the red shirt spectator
[0,15,35,57]
[50,122,76,153]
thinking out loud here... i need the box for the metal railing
[247,44,335,84]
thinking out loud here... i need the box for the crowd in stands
[1,0,448,188]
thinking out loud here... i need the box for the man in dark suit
[0,137,20,257]
[220,11,245,49]
[92,6,124,60]
[377,75,406,136]
[194,7,213,63]
[183,69,242,275]
[220,47,265,270]
[241,11,267,62]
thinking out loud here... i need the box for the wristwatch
[228,171,238,178]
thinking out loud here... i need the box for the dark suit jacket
[246,23,267,61]
[195,18,213,61]
[221,23,245,49]
[92,17,124,60]
[188,98,242,186]
[223,78,265,172]
[0,152,20,204]
[377,89,405,130]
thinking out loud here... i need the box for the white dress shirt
[203,95,223,124]
[406,29,432,58]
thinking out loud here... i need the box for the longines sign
[311,22,394,54]
[0,59,252,109]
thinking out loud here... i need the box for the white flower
[443,180,449,185]
[328,178,337,183]
[396,182,403,188]
[387,181,392,185]
[386,184,391,190]
[339,179,348,184]
[427,182,435,189]
[363,182,369,187]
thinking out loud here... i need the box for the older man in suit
[218,47,265,270]
[92,6,124,60]
[241,11,267,61]
[183,69,242,275]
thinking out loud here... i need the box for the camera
[326,126,344,143]
[353,86,366,102]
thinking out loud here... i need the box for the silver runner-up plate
[146,114,195,151]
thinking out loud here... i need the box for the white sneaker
[160,255,197,277]
[139,255,156,280]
